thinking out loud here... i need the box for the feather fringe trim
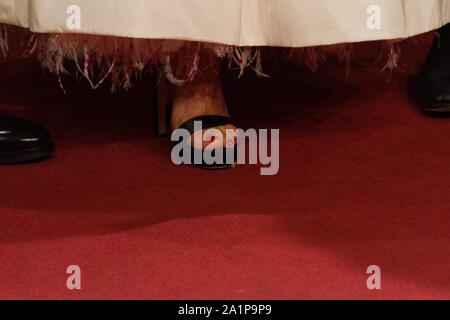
[22,32,266,92]
[0,25,8,58]
[1,25,402,92]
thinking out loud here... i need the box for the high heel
[152,75,174,136]
[152,75,237,169]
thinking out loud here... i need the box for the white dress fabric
[2,0,450,47]
[1,0,450,89]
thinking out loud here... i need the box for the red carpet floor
[0,34,449,299]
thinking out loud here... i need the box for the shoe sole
[421,104,450,113]
[191,163,236,170]
[418,94,450,114]
[0,141,55,165]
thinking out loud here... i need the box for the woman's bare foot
[170,58,237,150]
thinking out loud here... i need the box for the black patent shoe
[0,113,55,164]
[419,24,450,114]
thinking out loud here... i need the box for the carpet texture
[0,34,449,299]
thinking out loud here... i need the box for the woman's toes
[218,125,238,148]
[203,128,225,150]
[190,127,222,150]
[189,126,237,150]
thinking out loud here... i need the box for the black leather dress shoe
[0,113,55,164]
[419,24,450,114]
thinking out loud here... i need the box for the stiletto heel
[152,73,174,136]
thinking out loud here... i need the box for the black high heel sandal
[152,77,237,170]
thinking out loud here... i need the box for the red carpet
[0,34,449,299]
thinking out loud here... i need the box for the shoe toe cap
[0,115,53,151]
